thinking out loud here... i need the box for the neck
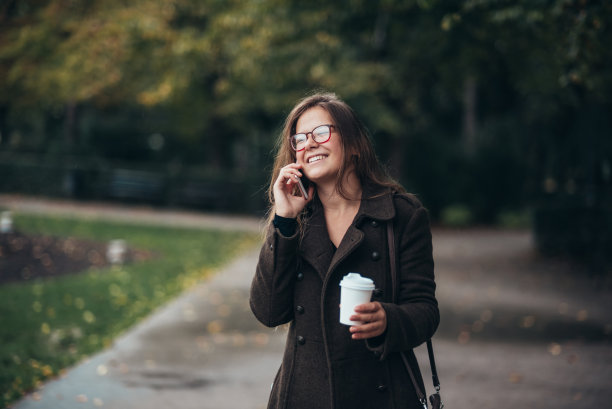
[317,172,362,213]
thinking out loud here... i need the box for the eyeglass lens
[292,125,332,150]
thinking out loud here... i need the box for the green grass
[0,213,259,407]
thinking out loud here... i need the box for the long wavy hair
[266,92,404,227]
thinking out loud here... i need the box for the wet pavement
[4,195,612,409]
[11,247,281,409]
[422,229,612,408]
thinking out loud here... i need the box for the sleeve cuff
[365,302,419,360]
[273,214,298,237]
[365,331,386,358]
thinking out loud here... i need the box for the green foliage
[0,213,259,407]
[496,209,531,229]
[1,0,611,227]
[440,204,473,228]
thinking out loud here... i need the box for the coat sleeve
[249,223,300,327]
[367,201,439,359]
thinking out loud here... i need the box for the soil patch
[0,231,153,285]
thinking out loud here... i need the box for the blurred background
[1,0,611,270]
[1,1,612,408]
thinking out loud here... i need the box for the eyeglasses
[290,124,335,151]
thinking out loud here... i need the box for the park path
[4,194,612,409]
[0,194,263,233]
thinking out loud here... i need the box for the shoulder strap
[386,221,441,400]
[427,339,440,390]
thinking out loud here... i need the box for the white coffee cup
[339,273,375,326]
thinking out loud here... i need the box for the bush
[496,209,532,229]
[440,204,473,227]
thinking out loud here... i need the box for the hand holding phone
[273,163,312,218]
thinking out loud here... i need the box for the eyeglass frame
[289,124,336,152]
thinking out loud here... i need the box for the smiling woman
[250,92,440,409]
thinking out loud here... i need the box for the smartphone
[296,175,309,200]
[294,160,310,200]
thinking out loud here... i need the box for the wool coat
[250,184,439,409]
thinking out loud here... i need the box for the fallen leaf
[508,372,523,383]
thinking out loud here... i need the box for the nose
[303,132,319,150]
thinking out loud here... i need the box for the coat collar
[353,182,396,225]
[299,182,396,280]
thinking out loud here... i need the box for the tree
[0,0,610,238]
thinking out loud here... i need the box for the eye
[313,126,329,137]
[293,134,307,144]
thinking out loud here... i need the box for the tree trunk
[0,105,9,147]
[387,135,406,182]
[64,101,77,148]
[463,76,477,154]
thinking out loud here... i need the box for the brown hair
[266,92,404,225]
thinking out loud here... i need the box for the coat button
[296,272,304,281]
[269,243,273,250]
[296,305,305,314]
[297,336,306,345]
[373,288,383,298]
[370,220,379,227]
[376,384,387,392]
[371,251,380,261]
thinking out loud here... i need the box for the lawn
[0,213,259,407]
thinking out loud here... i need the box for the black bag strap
[427,339,440,390]
[387,220,441,407]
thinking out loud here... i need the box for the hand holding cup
[348,302,387,340]
[339,273,387,340]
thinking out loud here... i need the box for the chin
[309,172,336,185]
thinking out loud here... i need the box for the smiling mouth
[308,155,327,164]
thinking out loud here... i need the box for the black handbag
[387,222,444,409]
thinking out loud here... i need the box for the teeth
[308,155,326,163]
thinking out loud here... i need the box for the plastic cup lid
[339,273,375,290]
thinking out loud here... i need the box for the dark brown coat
[250,185,439,409]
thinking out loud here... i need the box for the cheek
[295,151,306,165]
[330,143,345,167]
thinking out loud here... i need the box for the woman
[250,92,439,409]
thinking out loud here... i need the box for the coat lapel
[326,224,364,277]
[300,204,334,280]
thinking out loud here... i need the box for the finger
[276,172,300,189]
[278,169,300,181]
[350,323,384,339]
[351,330,381,340]
[354,304,385,321]
[279,164,302,175]
[281,164,303,176]
[284,163,302,170]
[349,312,376,323]
[353,302,379,313]
[349,315,385,327]
[349,321,382,332]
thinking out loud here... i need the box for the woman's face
[294,106,344,185]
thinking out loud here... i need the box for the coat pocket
[332,355,392,409]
